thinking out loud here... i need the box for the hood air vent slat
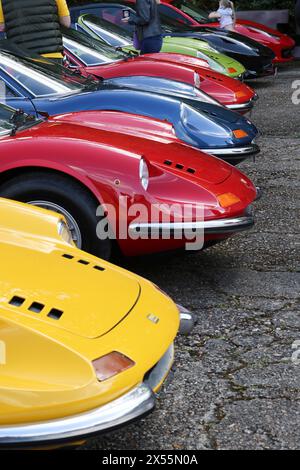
[61,254,105,272]
[8,296,64,321]
[163,160,196,175]
[9,296,25,307]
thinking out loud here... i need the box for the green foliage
[67,0,295,13]
[190,1,294,11]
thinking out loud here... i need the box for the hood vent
[8,296,64,321]
[205,73,224,83]
[62,253,105,272]
[9,296,25,307]
[48,308,63,320]
[164,160,196,175]
[29,302,44,313]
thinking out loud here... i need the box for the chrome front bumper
[129,215,254,238]
[0,384,155,446]
[0,341,179,447]
[205,143,260,160]
[227,93,259,112]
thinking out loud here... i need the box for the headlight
[248,26,279,40]
[180,103,230,138]
[197,51,226,74]
[92,352,135,381]
[194,88,223,106]
[194,72,201,88]
[139,158,149,191]
[57,219,74,245]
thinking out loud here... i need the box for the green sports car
[76,14,246,79]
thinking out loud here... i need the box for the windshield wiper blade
[9,109,37,135]
[84,74,103,91]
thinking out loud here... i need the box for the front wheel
[0,172,112,260]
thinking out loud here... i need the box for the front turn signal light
[233,129,249,139]
[218,193,241,208]
[235,90,246,99]
[92,352,135,381]
[228,67,237,74]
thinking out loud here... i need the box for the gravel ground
[84,63,300,451]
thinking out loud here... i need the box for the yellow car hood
[0,200,140,339]
[0,241,140,339]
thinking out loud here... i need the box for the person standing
[129,0,163,54]
[0,0,70,63]
[209,0,236,32]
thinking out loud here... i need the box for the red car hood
[143,52,209,68]
[51,110,233,186]
[84,58,255,107]
[86,57,197,87]
[205,21,295,49]
[196,67,255,105]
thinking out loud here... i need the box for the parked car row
[0,0,295,449]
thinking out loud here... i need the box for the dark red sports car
[0,104,258,259]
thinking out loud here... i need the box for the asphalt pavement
[84,63,300,451]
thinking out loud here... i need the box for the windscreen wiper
[9,109,37,135]
[83,74,103,91]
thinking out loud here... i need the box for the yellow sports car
[0,198,194,448]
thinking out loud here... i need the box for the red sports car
[161,0,295,63]
[63,27,257,114]
[0,104,258,259]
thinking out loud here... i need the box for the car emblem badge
[147,314,160,324]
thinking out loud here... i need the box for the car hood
[34,87,257,153]
[185,27,276,58]
[0,225,140,339]
[144,52,209,68]
[51,111,233,186]
[41,85,243,127]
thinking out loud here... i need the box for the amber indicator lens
[233,129,248,139]
[92,352,135,381]
[218,193,241,208]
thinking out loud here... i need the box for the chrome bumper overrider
[0,384,155,446]
[177,305,195,335]
[129,215,254,238]
[146,344,175,390]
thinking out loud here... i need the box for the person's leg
[140,35,163,54]
[50,58,63,66]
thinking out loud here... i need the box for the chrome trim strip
[129,216,254,237]
[0,384,155,445]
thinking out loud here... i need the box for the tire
[0,172,112,260]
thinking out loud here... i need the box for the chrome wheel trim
[28,200,83,248]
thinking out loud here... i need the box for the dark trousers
[50,58,63,66]
[296,0,300,28]
[140,35,163,54]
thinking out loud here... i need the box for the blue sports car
[0,42,259,164]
